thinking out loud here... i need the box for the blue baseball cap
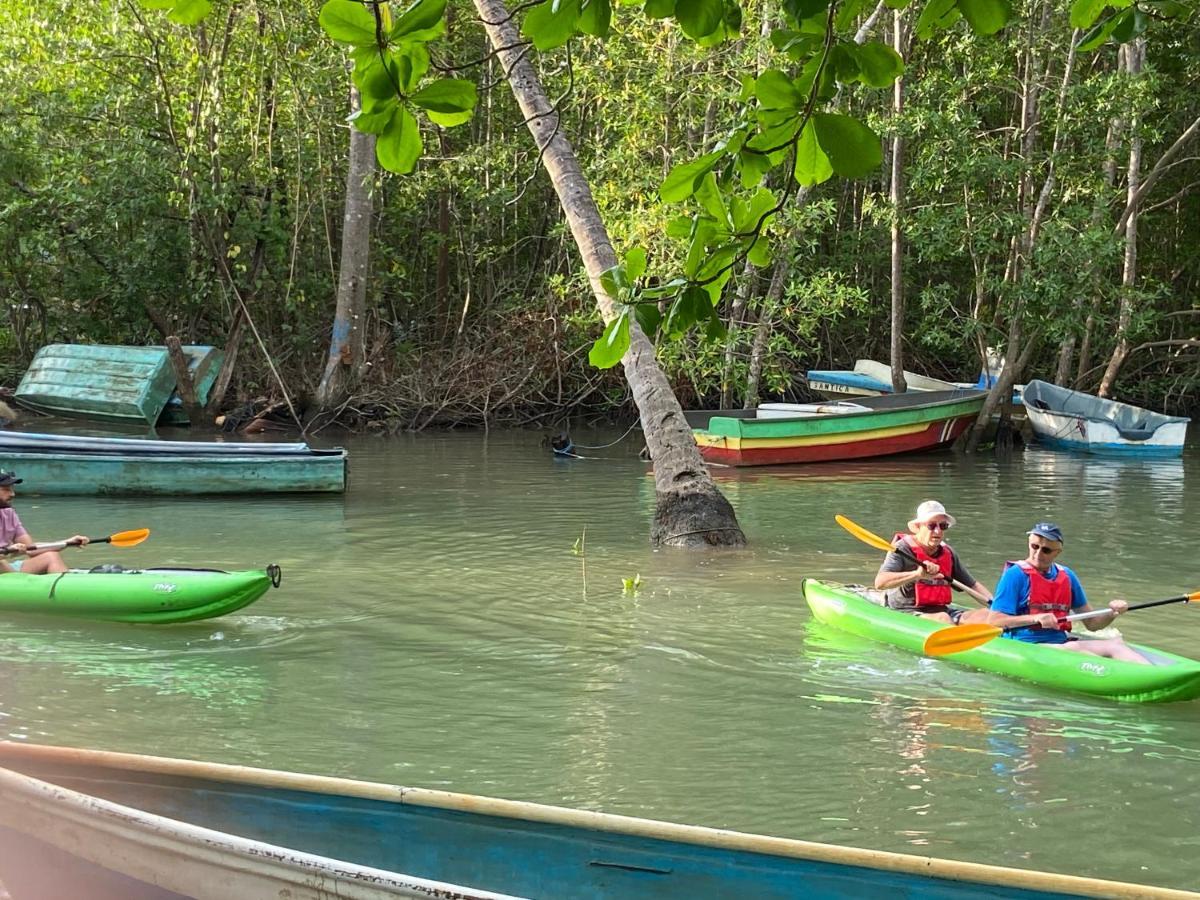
[1027,522,1064,544]
[0,470,21,487]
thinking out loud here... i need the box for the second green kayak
[802,579,1200,703]
[0,564,281,624]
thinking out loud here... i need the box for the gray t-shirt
[878,543,978,609]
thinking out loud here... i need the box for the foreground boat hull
[693,391,986,467]
[803,580,1200,703]
[0,742,1195,900]
[0,566,278,623]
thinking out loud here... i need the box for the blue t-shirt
[990,562,1088,644]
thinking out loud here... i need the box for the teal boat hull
[803,580,1200,703]
[0,742,1194,899]
[0,446,346,494]
[0,566,279,623]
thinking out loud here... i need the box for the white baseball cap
[908,500,956,531]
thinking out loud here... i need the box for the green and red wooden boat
[689,390,986,467]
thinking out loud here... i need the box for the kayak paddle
[834,514,974,595]
[923,590,1200,657]
[4,528,150,555]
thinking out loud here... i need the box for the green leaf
[736,148,774,188]
[813,113,882,178]
[1109,7,1145,42]
[914,0,958,38]
[755,70,803,110]
[782,0,831,20]
[169,0,212,25]
[675,0,724,38]
[376,107,422,174]
[634,303,662,340]
[1077,9,1123,49]
[391,0,448,41]
[411,79,477,127]
[833,0,869,30]
[579,0,613,35]
[522,0,582,51]
[589,312,630,368]
[856,42,905,87]
[694,173,730,225]
[1069,0,1107,28]
[320,0,379,46]
[350,104,397,134]
[793,120,833,186]
[731,187,777,234]
[660,151,722,202]
[138,0,177,9]
[355,52,403,104]
[625,247,648,282]
[644,0,677,18]
[957,0,1011,35]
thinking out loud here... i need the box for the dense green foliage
[1,0,1196,425]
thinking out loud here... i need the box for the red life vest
[1015,560,1073,632]
[894,534,954,608]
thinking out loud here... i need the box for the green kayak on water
[802,579,1200,704]
[0,564,281,624]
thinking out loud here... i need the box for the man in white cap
[874,499,994,624]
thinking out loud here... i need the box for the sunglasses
[1029,543,1060,555]
[924,521,951,532]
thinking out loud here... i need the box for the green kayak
[802,579,1200,704]
[0,564,281,624]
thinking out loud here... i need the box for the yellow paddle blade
[835,515,894,553]
[922,623,1003,657]
[109,528,150,548]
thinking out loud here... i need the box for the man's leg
[18,552,69,574]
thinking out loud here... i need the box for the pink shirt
[0,507,26,546]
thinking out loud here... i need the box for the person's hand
[1031,613,1059,630]
[921,560,940,578]
[1108,599,1128,616]
[5,541,27,555]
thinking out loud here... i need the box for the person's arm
[1065,568,1127,630]
[8,530,88,557]
[874,551,937,591]
[950,556,992,605]
[985,567,1057,630]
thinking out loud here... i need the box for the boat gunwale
[1,741,1196,900]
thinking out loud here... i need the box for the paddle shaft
[1028,594,1195,629]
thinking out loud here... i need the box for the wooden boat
[0,430,346,494]
[1022,380,1189,457]
[804,580,1200,704]
[689,390,986,466]
[0,565,280,624]
[0,742,1194,900]
[15,343,222,426]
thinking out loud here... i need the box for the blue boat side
[1034,434,1186,458]
[52,771,1147,900]
[805,370,891,393]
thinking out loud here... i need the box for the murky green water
[3,429,1198,891]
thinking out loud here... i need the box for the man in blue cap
[989,522,1148,663]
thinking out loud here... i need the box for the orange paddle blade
[835,515,894,553]
[1187,591,1200,603]
[923,623,1003,657]
[109,528,150,548]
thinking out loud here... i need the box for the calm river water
[3,428,1198,892]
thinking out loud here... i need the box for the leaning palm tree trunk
[472,0,745,547]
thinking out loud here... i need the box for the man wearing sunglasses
[875,500,994,624]
[989,522,1148,664]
